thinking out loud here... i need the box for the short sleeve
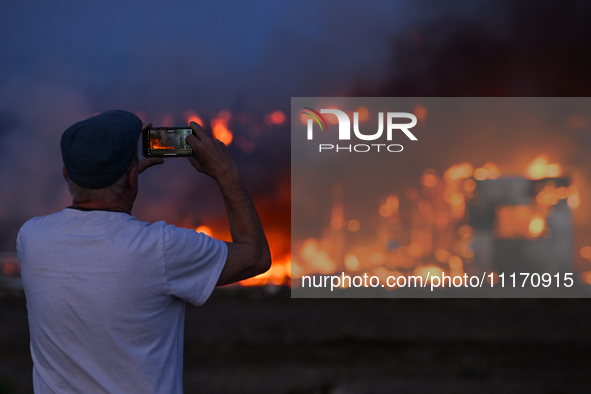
[162,224,228,306]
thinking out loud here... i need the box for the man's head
[61,110,142,204]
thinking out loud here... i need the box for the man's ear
[62,165,68,181]
[128,165,138,190]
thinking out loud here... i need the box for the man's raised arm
[185,122,271,286]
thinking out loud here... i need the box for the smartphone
[142,127,193,157]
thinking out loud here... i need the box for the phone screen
[143,128,193,157]
[149,128,192,150]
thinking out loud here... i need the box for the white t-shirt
[17,208,228,393]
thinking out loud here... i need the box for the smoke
[374,0,591,96]
[1,0,591,250]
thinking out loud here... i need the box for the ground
[1,287,590,393]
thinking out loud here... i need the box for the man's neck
[71,200,132,215]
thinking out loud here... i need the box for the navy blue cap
[61,110,142,189]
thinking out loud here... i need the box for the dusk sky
[2,0,590,253]
[0,0,431,251]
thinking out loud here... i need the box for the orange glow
[300,112,310,126]
[525,155,562,179]
[344,254,360,270]
[413,104,427,121]
[212,117,233,145]
[195,226,213,237]
[379,204,393,217]
[414,265,443,282]
[567,115,588,128]
[347,220,360,232]
[406,188,419,200]
[323,107,340,125]
[356,106,369,122]
[3,263,16,276]
[583,271,591,285]
[580,246,591,260]
[487,272,499,285]
[458,225,473,238]
[496,205,542,239]
[528,215,545,237]
[463,178,476,192]
[370,252,385,265]
[408,244,423,258]
[330,202,344,230]
[434,249,450,263]
[568,186,580,208]
[448,255,463,270]
[150,139,174,149]
[218,109,232,121]
[283,155,578,289]
[450,193,464,206]
[265,110,286,126]
[386,195,399,211]
[308,250,336,274]
[240,258,291,286]
[379,194,399,217]
[473,168,488,181]
[184,110,203,127]
[421,173,437,187]
[483,162,500,179]
[444,163,473,182]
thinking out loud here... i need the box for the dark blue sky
[0,0,415,114]
[0,0,420,229]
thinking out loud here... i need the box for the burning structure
[291,155,585,293]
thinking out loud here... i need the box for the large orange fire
[174,154,586,288]
[285,156,587,289]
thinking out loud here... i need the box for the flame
[525,155,562,179]
[212,117,233,146]
[444,163,473,182]
[195,226,213,237]
[290,156,583,290]
[184,110,203,127]
[150,140,175,149]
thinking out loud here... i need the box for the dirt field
[2,287,591,393]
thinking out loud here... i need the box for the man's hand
[185,121,239,183]
[138,123,164,174]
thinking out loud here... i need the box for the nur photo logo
[302,107,418,153]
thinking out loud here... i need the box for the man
[16,110,271,393]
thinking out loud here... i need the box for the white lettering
[387,112,418,140]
